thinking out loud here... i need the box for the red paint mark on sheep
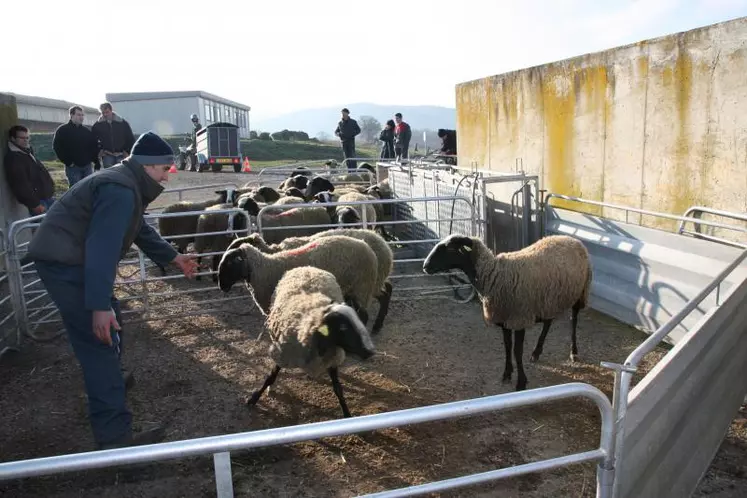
[283,242,320,256]
[270,208,302,218]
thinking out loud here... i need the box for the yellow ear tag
[318,325,330,336]
[463,246,472,252]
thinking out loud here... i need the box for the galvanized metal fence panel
[0,382,616,498]
[617,273,747,498]
[544,199,747,344]
[256,196,477,302]
[0,228,20,357]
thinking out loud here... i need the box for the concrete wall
[0,94,29,271]
[455,16,747,234]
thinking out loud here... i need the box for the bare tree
[358,115,382,144]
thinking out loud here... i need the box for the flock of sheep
[146,166,594,418]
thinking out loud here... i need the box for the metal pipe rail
[0,382,616,498]
[544,194,747,235]
[256,165,376,183]
[602,247,747,498]
[677,206,747,248]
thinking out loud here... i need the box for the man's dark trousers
[35,261,131,446]
[342,140,357,171]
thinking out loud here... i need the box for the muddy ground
[0,168,745,497]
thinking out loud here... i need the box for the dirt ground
[0,168,745,498]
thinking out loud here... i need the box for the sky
[3,0,746,121]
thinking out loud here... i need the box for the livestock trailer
[196,122,242,173]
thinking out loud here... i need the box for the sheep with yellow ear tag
[247,266,376,418]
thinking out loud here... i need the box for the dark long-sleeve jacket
[3,142,55,210]
[53,121,100,167]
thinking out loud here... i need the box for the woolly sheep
[247,266,376,418]
[422,234,592,391]
[305,176,335,199]
[332,192,378,228]
[155,188,238,274]
[193,203,251,282]
[283,187,305,199]
[236,186,281,204]
[217,235,379,325]
[279,174,309,192]
[240,198,332,244]
[227,228,393,333]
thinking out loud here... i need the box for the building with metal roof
[8,92,99,132]
[105,91,251,138]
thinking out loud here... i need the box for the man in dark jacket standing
[334,108,361,171]
[53,106,100,187]
[92,102,136,169]
[3,125,56,216]
[394,112,412,161]
[26,131,198,450]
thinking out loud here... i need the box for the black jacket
[3,142,55,210]
[53,121,100,167]
[91,113,136,154]
[335,118,361,143]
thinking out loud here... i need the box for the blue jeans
[34,261,130,446]
[102,154,126,168]
[65,163,93,187]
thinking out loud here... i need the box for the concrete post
[0,93,26,271]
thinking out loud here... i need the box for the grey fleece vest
[26,158,165,266]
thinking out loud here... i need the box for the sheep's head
[334,206,360,226]
[284,187,305,199]
[423,235,476,279]
[290,175,309,190]
[314,303,375,360]
[364,185,381,199]
[217,247,249,292]
[291,166,311,178]
[237,196,261,217]
[216,188,237,204]
[306,176,335,198]
[256,186,281,203]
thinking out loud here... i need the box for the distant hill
[253,103,456,138]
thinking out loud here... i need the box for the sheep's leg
[501,327,513,384]
[344,296,369,326]
[195,255,203,281]
[530,319,553,363]
[246,364,282,407]
[570,302,581,362]
[514,329,527,391]
[211,255,220,283]
[328,367,352,418]
[371,281,393,335]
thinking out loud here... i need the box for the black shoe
[97,425,166,451]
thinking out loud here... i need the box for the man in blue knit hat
[26,131,198,450]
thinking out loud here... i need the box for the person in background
[379,119,395,159]
[3,125,55,216]
[53,106,100,187]
[92,102,135,168]
[25,131,198,450]
[436,128,458,165]
[393,112,412,161]
[334,108,361,171]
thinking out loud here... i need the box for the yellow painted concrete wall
[456,16,747,232]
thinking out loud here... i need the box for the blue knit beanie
[130,131,174,166]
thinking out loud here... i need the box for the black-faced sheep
[305,176,335,199]
[247,266,376,418]
[227,228,393,333]
[422,234,592,391]
[279,174,309,192]
[218,235,379,325]
[283,187,305,199]
[192,203,251,282]
[240,198,332,244]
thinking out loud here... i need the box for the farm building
[105,91,252,138]
[7,93,99,132]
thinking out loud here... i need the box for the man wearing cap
[334,108,361,171]
[25,131,199,450]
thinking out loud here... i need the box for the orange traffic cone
[169,164,178,173]
[242,157,251,172]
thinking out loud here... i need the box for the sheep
[155,188,238,274]
[283,187,305,199]
[247,266,376,418]
[193,202,251,282]
[279,174,309,192]
[227,228,393,333]
[273,195,306,206]
[218,235,379,326]
[240,198,332,244]
[305,176,335,199]
[236,186,281,204]
[332,192,378,228]
[422,234,592,392]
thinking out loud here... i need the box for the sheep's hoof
[516,379,528,391]
[501,372,512,384]
[570,353,580,363]
[245,393,261,407]
[530,352,541,362]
